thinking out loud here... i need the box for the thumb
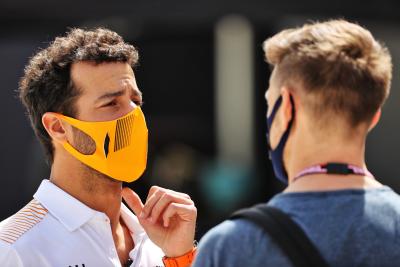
[122,187,144,216]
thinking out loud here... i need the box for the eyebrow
[95,88,143,105]
[95,89,126,104]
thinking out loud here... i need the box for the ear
[278,87,294,131]
[368,108,381,131]
[42,112,69,144]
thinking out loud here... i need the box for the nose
[116,100,137,119]
[124,101,137,115]
[129,100,137,110]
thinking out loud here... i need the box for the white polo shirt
[0,180,165,267]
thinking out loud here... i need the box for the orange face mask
[54,107,148,183]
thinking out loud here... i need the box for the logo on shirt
[68,264,85,267]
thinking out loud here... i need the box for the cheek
[268,111,284,150]
[265,95,272,117]
[269,124,278,150]
[266,101,273,117]
[266,93,280,117]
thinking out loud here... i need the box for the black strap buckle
[324,163,354,175]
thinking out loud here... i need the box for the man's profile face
[66,61,143,156]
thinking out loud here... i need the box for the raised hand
[122,186,197,257]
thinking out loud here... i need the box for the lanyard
[293,162,374,182]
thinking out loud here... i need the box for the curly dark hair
[19,28,139,164]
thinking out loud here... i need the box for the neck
[284,126,382,192]
[287,139,367,181]
[49,152,123,229]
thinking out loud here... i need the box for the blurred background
[0,0,399,239]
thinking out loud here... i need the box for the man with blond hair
[193,19,400,267]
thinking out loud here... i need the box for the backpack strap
[230,204,330,267]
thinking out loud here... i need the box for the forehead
[70,61,136,95]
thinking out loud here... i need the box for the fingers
[122,187,144,216]
[140,189,163,220]
[148,193,193,225]
[141,186,194,226]
[162,202,197,227]
[147,185,191,202]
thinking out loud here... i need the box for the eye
[103,100,117,107]
[132,100,142,106]
[131,96,143,106]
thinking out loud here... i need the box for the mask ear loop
[266,94,296,183]
[288,95,295,127]
[267,96,283,130]
[266,95,295,149]
[266,95,283,151]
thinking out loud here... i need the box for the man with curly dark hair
[0,28,197,267]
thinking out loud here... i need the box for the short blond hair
[263,19,392,126]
